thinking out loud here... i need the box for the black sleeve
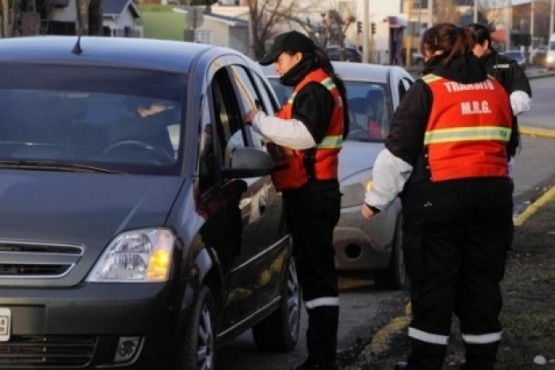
[507,60,532,97]
[291,82,335,144]
[385,79,432,166]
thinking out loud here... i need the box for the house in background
[173,6,249,55]
[102,0,143,37]
[45,0,142,37]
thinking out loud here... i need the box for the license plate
[0,308,11,341]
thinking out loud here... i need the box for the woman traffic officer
[244,31,348,370]
[362,23,515,370]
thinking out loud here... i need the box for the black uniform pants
[403,207,513,370]
[283,184,341,366]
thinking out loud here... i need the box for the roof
[0,36,231,74]
[172,6,247,27]
[103,0,140,18]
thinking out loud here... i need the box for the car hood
[338,141,384,184]
[0,171,184,286]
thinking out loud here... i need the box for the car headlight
[87,228,175,282]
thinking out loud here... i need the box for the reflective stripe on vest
[424,126,512,144]
[270,68,344,191]
[422,74,512,182]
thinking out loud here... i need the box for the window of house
[195,30,212,44]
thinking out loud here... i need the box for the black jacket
[481,49,532,97]
[387,54,514,214]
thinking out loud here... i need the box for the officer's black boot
[405,338,447,370]
[393,361,408,370]
[291,306,340,370]
[462,342,499,370]
[307,306,339,366]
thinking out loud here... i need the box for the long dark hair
[467,23,492,45]
[312,47,350,139]
[420,23,474,67]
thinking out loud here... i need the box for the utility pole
[473,0,478,23]
[363,0,369,63]
[428,0,433,29]
[550,0,554,34]
[405,0,413,67]
[530,0,535,47]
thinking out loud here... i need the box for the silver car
[263,62,414,289]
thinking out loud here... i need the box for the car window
[344,81,390,142]
[251,72,280,114]
[268,78,291,106]
[227,65,268,149]
[0,65,185,175]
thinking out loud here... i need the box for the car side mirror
[221,147,274,179]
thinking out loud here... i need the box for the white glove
[510,90,531,116]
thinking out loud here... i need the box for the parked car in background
[530,46,547,65]
[0,36,301,369]
[547,33,555,70]
[325,45,363,62]
[502,49,527,70]
[263,62,414,289]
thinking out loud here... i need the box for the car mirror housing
[222,147,274,178]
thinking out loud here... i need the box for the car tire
[375,214,408,290]
[252,258,301,351]
[173,286,216,370]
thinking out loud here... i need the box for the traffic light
[357,21,362,34]
[371,22,376,35]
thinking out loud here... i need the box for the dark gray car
[0,36,300,369]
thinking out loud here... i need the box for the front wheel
[252,257,301,351]
[173,286,216,370]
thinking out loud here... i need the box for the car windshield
[268,78,390,143]
[0,64,186,175]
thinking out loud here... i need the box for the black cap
[259,31,316,66]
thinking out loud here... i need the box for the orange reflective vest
[270,68,344,191]
[422,74,512,182]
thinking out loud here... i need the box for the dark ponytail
[421,23,474,67]
[312,47,350,139]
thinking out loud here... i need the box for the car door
[198,61,290,335]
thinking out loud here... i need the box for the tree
[1,0,15,37]
[246,0,296,60]
[244,0,356,60]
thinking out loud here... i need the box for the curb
[519,125,555,139]
[515,126,555,226]
[514,184,555,226]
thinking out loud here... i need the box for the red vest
[270,68,344,191]
[422,74,512,182]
